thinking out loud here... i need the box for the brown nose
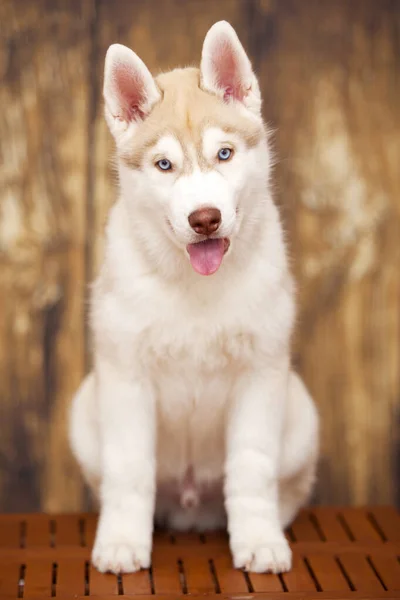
[188,208,221,236]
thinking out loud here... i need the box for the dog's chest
[135,293,258,373]
[145,324,255,371]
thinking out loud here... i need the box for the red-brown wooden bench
[0,507,399,598]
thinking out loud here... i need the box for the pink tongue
[187,239,225,275]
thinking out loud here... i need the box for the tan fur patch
[121,68,263,171]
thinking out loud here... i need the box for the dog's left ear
[200,21,262,117]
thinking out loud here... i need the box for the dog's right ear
[103,44,161,141]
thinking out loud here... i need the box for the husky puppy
[69,21,319,575]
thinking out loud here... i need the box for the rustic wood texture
[0,0,399,512]
[0,508,400,598]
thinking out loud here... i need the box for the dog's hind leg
[278,372,319,529]
[69,373,101,499]
[279,460,318,529]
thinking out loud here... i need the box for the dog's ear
[200,21,261,117]
[103,44,161,140]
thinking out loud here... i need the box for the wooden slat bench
[0,507,399,599]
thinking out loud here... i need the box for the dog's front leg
[225,360,291,573]
[92,356,155,574]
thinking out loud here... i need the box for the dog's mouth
[186,238,230,276]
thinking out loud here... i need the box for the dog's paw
[232,538,292,573]
[92,541,151,574]
[229,513,292,574]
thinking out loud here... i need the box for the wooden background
[0,0,399,513]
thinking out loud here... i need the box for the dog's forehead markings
[121,68,263,170]
[153,134,183,162]
[202,126,241,156]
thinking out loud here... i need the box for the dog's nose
[188,208,221,236]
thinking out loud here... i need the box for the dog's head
[104,22,271,277]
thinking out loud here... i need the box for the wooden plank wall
[0,0,398,512]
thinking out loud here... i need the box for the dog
[69,20,319,575]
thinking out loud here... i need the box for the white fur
[69,21,319,575]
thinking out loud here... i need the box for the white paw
[92,541,151,574]
[232,538,292,573]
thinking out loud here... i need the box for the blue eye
[157,159,172,171]
[218,147,232,161]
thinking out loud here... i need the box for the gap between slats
[17,516,85,549]
[290,509,388,544]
